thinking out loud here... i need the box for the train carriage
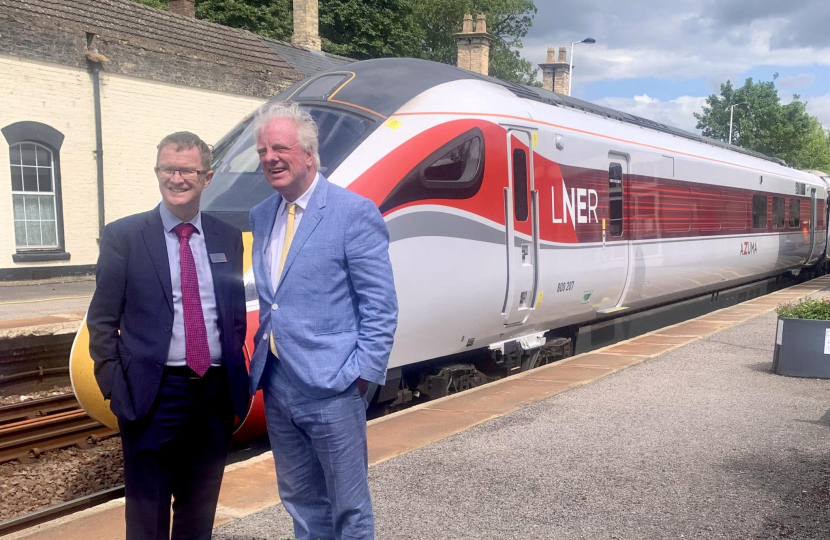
[70,58,828,434]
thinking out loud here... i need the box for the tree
[694,75,830,171]
[130,0,538,85]
[412,0,539,85]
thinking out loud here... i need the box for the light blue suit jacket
[248,175,398,399]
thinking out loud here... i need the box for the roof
[3,0,295,73]
[0,0,355,97]
[264,39,352,78]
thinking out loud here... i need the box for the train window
[772,197,785,229]
[752,195,767,229]
[202,105,373,218]
[512,148,529,222]
[296,74,351,100]
[789,199,800,227]
[379,128,485,214]
[609,163,623,236]
[424,137,482,184]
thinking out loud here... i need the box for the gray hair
[253,101,321,169]
[156,131,212,171]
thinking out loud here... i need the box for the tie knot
[286,202,297,216]
[173,222,196,240]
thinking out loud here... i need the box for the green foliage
[129,0,539,85]
[132,0,167,9]
[412,0,539,84]
[777,298,830,320]
[694,75,830,171]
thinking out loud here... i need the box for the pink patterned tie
[173,223,211,376]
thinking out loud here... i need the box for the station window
[752,195,767,229]
[608,163,623,236]
[789,199,800,227]
[512,148,529,222]
[772,197,785,229]
[2,121,68,261]
[379,128,485,214]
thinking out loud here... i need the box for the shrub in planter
[773,297,830,378]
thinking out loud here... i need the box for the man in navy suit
[87,132,249,540]
[248,102,397,540]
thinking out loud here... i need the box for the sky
[519,0,830,134]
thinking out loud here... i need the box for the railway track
[0,394,116,464]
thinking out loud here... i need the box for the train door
[807,187,817,262]
[502,128,539,326]
[601,154,631,310]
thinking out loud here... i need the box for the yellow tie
[270,203,296,356]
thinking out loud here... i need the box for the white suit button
[262,334,268,340]
[272,304,278,310]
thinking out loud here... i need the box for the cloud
[594,94,707,133]
[778,73,816,89]
[805,94,830,128]
[521,0,830,84]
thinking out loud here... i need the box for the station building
[0,0,349,280]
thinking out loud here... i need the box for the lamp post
[728,102,748,145]
[568,37,596,96]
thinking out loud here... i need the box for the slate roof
[264,38,352,77]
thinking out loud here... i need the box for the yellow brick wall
[0,54,267,271]
[0,55,99,270]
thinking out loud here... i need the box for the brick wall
[0,55,100,270]
[0,53,265,271]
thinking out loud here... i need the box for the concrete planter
[772,317,830,378]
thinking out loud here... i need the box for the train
[70,57,830,436]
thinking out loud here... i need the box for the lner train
[70,58,829,435]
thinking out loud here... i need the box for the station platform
[0,278,92,335]
[8,276,830,540]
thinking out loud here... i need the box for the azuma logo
[740,241,758,256]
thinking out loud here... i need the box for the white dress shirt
[266,173,320,293]
[158,203,223,366]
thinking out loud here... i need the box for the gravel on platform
[214,310,830,540]
[0,437,123,522]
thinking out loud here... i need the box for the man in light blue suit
[248,101,397,540]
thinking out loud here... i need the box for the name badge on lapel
[209,253,227,263]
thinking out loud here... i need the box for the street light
[568,37,596,96]
[728,102,748,145]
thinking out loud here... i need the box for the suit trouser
[118,366,235,540]
[263,356,373,540]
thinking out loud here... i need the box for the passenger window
[608,163,623,236]
[378,128,485,213]
[789,199,800,227]
[752,195,767,229]
[772,197,785,229]
[424,137,482,183]
[512,148,529,222]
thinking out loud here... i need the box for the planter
[773,317,830,378]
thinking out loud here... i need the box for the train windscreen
[201,105,373,214]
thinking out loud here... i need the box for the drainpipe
[86,42,107,242]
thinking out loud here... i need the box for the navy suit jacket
[87,206,250,422]
[248,175,398,399]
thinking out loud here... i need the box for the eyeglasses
[155,167,208,180]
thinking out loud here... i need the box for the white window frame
[10,142,59,249]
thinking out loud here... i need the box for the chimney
[453,13,493,76]
[168,0,195,18]
[539,46,571,95]
[293,0,322,51]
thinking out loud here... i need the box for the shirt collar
[159,203,202,235]
[281,172,320,214]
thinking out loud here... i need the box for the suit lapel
[255,193,282,299]
[201,215,228,330]
[276,176,329,292]
[142,207,174,314]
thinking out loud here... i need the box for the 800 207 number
[556,281,574,292]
